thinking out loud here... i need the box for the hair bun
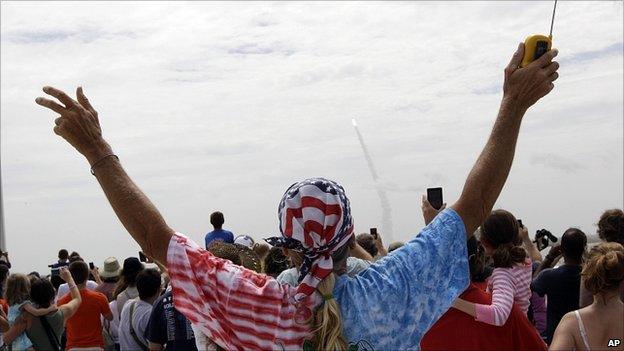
[491,243,526,268]
[582,242,624,295]
[603,250,624,281]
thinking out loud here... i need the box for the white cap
[234,235,255,248]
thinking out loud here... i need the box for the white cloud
[1,1,622,273]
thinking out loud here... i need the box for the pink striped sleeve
[166,233,314,350]
[474,269,516,326]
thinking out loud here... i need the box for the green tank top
[26,310,65,350]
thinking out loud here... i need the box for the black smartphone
[518,219,524,228]
[89,262,94,270]
[139,251,147,263]
[370,228,378,239]
[427,187,443,210]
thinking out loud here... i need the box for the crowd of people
[1,207,622,351]
[0,42,618,350]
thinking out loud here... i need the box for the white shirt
[190,323,220,351]
[116,286,139,316]
[118,299,153,350]
[103,300,120,343]
[55,280,98,302]
[276,257,371,286]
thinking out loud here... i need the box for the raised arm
[35,87,174,264]
[57,267,82,322]
[520,226,543,262]
[533,245,562,278]
[422,195,446,226]
[91,265,103,285]
[350,241,374,262]
[451,44,559,236]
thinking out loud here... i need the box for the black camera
[48,262,69,277]
[533,229,558,251]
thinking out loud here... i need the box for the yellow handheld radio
[521,0,558,67]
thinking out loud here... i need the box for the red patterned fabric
[265,178,354,302]
[167,233,317,350]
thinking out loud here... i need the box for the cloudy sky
[1,1,622,274]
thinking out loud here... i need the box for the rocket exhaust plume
[352,118,393,241]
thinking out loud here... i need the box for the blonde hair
[288,243,351,350]
[582,242,624,296]
[312,273,347,350]
[4,273,31,306]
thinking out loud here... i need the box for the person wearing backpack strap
[2,268,82,351]
[118,269,161,351]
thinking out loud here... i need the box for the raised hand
[35,85,173,266]
[519,225,530,241]
[421,195,446,226]
[59,267,74,283]
[373,231,388,258]
[503,44,559,111]
[35,86,112,165]
[546,244,563,260]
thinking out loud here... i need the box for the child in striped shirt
[452,210,532,326]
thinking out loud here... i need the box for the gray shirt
[118,299,153,350]
[26,310,65,350]
[115,286,139,316]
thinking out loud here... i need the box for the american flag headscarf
[265,178,354,303]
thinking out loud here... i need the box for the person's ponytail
[582,242,624,296]
[491,243,527,268]
[312,273,347,350]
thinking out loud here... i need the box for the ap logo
[608,339,621,347]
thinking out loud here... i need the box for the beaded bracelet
[90,154,119,175]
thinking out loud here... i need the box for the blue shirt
[335,208,470,350]
[204,229,234,248]
[146,290,197,351]
[531,264,582,344]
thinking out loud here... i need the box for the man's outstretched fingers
[532,48,558,68]
[43,86,78,108]
[77,87,96,115]
[543,61,559,76]
[53,125,63,136]
[35,97,67,115]
[422,195,437,211]
[506,42,524,73]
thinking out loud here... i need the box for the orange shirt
[59,288,112,349]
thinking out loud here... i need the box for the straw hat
[207,241,262,273]
[98,257,122,279]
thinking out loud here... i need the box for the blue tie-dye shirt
[334,208,470,350]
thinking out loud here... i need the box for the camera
[533,229,558,251]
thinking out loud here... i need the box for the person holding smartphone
[35,43,559,349]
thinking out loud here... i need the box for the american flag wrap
[265,178,354,303]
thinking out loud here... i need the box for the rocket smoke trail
[352,119,394,241]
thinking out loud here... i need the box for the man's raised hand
[503,43,560,112]
[36,86,112,165]
[421,195,446,226]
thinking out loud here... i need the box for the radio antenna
[549,0,558,38]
